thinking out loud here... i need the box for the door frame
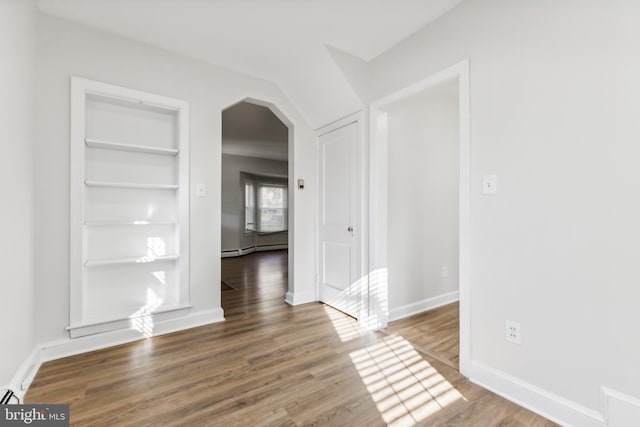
[220,97,296,304]
[315,111,367,320]
[369,60,471,375]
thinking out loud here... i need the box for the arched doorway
[219,98,295,316]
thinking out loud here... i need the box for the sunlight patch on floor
[349,334,465,426]
[323,305,367,342]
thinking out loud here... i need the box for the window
[244,177,288,233]
[245,181,256,231]
[257,183,287,232]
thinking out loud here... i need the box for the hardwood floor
[26,250,556,426]
[220,250,289,320]
[383,303,460,371]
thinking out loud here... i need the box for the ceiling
[222,102,288,161]
[36,0,464,127]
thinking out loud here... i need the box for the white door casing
[369,60,470,372]
[317,119,359,318]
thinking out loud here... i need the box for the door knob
[347,226,353,232]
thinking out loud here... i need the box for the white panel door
[318,121,358,318]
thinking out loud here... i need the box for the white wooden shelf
[85,180,178,190]
[85,254,179,267]
[85,138,179,156]
[84,220,178,226]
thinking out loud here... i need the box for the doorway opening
[369,60,470,374]
[220,100,292,316]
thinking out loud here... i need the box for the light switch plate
[196,184,206,197]
[482,174,497,195]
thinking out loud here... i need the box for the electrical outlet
[442,265,449,277]
[505,320,521,344]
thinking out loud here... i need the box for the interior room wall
[221,154,288,252]
[34,14,317,345]
[0,0,38,387]
[386,82,459,319]
[367,0,640,417]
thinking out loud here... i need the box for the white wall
[221,154,288,251]
[34,14,317,345]
[367,0,640,419]
[0,0,37,387]
[386,84,459,317]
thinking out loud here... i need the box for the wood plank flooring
[383,303,460,371]
[26,250,556,426]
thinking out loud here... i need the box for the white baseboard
[256,244,288,252]
[221,244,288,258]
[284,292,293,305]
[221,247,255,258]
[388,290,459,322]
[13,307,225,398]
[221,251,237,258]
[602,387,640,427]
[6,346,41,400]
[285,290,317,306]
[467,360,640,427]
[238,246,256,256]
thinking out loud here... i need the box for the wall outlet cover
[506,320,521,344]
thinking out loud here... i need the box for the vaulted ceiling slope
[36,0,464,128]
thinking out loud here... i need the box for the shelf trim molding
[84,220,179,226]
[85,138,179,156]
[85,180,178,190]
[65,304,194,338]
[84,255,179,267]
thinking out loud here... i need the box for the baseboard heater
[221,244,288,258]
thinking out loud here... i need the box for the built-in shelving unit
[69,77,190,338]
